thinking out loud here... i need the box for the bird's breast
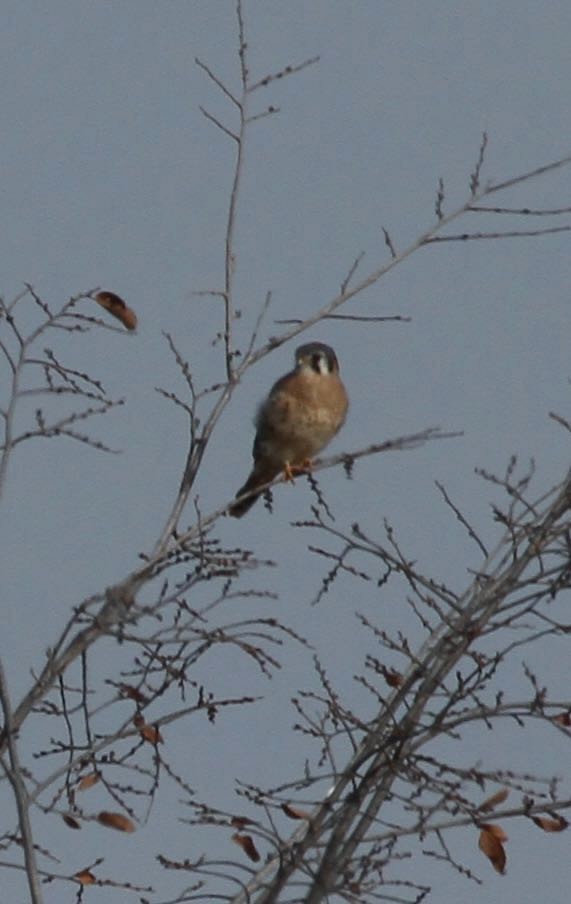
[258,373,348,465]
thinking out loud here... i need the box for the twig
[485,152,571,196]
[340,252,365,293]
[469,204,571,216]
[248,56,320,93]
[469,131,488,196]
[435,480,488,557]
[274,313,410,324]
[194,56,240,108]
[0,660,43,904]
[198,105,239,142]
[424,224,571,243]
[382,226,397,259]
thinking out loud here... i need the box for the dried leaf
[231,832,260,862]
[482,823,508,842]
[62,814,82,830]
[281,803,311,821]
[230,816,255,829]
[95,290,137,331]
[77,772,100,791]
[74,868,96,885]
[139,722,164,745]
[120,684,148,704]
[532,815,568,832]
[384,668,403,688]
[479,787,509,812]
[97,811,136,833]
[478,824,507,874]
[552,711,571,727]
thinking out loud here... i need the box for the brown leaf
[481,823,508,842]
[384,668,403,688]
[97,811,136,833]
[479,787,509,812]
[281,803,311,821]
[120,684,148,704]
[532,815,568,832]
[95,290,137,331]
[74,868,96,885]
[77,772,100,792]
[230,816,255,829]
[132,713,163,744]
[231,832,260,862]
[139,722,164,745]
[62,814,82,830]
[552,711,571,727]
[478,824,507,874]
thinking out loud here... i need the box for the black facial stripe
[295,342,338,373]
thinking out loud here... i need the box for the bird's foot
[283,459,313,483]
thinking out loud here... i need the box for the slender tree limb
[0,661,43,904]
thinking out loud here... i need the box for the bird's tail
[228,468,275,518]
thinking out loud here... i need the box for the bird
[229,341,349,517]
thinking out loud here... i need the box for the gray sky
[1,2,570,901]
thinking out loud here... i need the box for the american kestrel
[229,342,349,517]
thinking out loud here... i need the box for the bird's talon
[283,459,313,483]
[283,461,296,483]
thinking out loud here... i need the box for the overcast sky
[1,2,570,902]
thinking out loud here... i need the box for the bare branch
[435,481,489,557]
[469,131,488,196]
[424,224,571,243]
[469,203,571,215]
[275,313,410,325]
[485,151,571,196]
[198,105,239,142]
[248,55,320,93]
[194,56,240,108]
[0,661,43,904]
